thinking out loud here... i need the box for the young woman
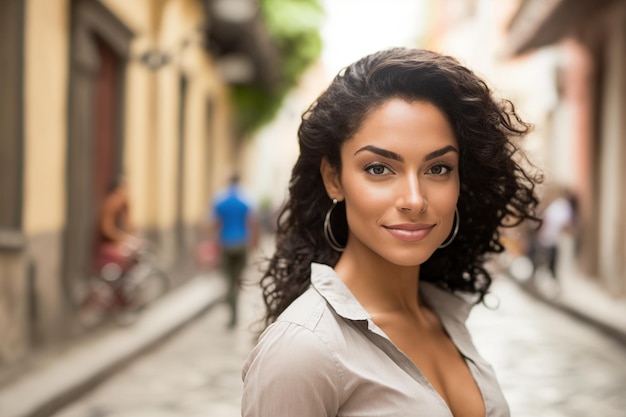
[242,48,541,417]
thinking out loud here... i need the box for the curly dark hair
[260,47,541,326]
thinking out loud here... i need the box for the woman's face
[322,99,460,267]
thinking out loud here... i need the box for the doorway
[64,0,132,292]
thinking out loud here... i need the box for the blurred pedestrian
[95,176,142,275]
[208,172,259,328]
[242,48,541,416]
[533,187,577,279]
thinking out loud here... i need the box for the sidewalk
[503,236,626,347]
[527,265,626,346]
[0,273,226,417]
[499,234,626,346]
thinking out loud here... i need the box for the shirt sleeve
[242,321,343,417]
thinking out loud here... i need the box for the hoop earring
[324,199,345,252]
[438,207,460,249]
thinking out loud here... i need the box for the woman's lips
[384,224,435,242]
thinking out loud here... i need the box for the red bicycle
[73,243,169,329]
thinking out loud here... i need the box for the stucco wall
[100,0,234,259]
[21,0,70,349]
[1,0,72,369]
[8,0,230,353]
[1,0,236,375]
[23,0,69,235]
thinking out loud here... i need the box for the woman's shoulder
[242,317,346,415]
[242,315,346,395]
[275,286,327,328]
[251,318,335,364]
[245,287,349,369]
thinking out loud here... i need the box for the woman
[242,48,540,417]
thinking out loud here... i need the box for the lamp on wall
[137,49,171,71]
[212,0,257,23]
[135,32,199,71]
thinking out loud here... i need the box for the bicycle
[73,242,170,329]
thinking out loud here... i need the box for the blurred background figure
[530,186,579,281]
[94,177,143,275]
[207,172,259,328]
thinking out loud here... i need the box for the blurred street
[50,255,626,417]
[50,258,267,417]
[3,1,626,417]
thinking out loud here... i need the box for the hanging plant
[231,0,324,136]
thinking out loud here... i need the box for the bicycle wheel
[115,263,169,325]
[75,277,115,330]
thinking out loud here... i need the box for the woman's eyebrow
[424,145,458,161]
[354,144,458,162]
[354,145,403,162]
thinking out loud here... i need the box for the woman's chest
[332,321,509,417]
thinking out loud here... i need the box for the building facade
[0,0,276,379]
[425,0,626,300]
[505,0,626,297]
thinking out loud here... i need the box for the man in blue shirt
[210,173,258,328]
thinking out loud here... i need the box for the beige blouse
[242,263,510,417]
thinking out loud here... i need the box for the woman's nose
[397,176,427,213]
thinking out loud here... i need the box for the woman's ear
[320,158,344,201]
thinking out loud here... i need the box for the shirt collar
[310,262,473,323]
[311,263,370,321]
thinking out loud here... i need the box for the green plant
[231,0,324,136]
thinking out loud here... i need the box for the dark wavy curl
[260,48,541,326]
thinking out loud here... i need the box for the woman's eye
[428,164,452,175]
[365,164,391,176]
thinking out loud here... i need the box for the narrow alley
[3,2,626,417]
[50,261,626,417]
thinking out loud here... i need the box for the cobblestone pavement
[468,279,626,417]
[52,270,626,417]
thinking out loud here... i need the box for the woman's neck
[333,245,422,316]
